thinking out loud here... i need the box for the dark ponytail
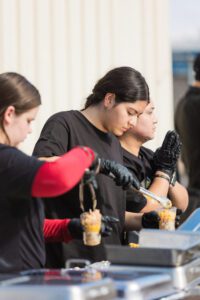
[84,66,150,109]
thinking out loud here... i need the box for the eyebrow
[129,107,145,116]
[128,108,138,113]
[148,106,155,111]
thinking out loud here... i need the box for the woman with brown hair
[0,72,100,272]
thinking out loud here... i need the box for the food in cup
[80,209,101,246]
[158,207,177,230]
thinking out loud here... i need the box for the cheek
[20,122,29,133]
[111,110,125,124]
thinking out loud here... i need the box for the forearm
[140,172,170,213]
[44,219,73,243]
[148,171,170,197]
[124,211,143,231]
[168,182,189,211]
[32,147,94,197]
[140,200,162,213]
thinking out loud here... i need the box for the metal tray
[0,270,116,300]
[100,268,174,300]
[105,244,200,267]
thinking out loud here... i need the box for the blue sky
[170,0,200,50]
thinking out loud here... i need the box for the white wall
[0,0,173,154]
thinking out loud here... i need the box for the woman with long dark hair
[33,66,151,267]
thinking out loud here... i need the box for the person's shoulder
[0,144,30,164]
[42,110,80,132]
[0,144,17,154]
[178,86,200,107]
[47,110,78,123]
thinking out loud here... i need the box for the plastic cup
[158,207,177,230]
[80,210,101,246]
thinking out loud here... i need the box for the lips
[122,128,129,132]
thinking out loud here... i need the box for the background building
[0,0,173,154]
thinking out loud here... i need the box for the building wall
[0,0,173,153]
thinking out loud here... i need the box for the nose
[153,114,158,124]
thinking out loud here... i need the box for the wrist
[154,172,170,183]
[68,219,83,239]
[154,170,177,186]
[155,168,173,177]
[169,171,177,187]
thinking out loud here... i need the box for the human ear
[104,93,115,109]
[3,106,16,125]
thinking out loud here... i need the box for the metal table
[0,269,116,300]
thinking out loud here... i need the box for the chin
[148,135,155,141]
[143,135,154,143]
[116,131,124,137]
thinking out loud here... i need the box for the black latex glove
[82,169,98,190]
[101,215,119,236]
[142,209,183,229]
[153,130,181,176]
[142,211,161,229]
[68,215,119,239]
[99,158,140,190]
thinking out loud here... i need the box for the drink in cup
[158,207,177,230]
[80,209,101,246]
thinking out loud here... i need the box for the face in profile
[103,94,148,136]
[5,106,39,147]
[129,101,158,142]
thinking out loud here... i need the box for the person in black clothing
[119,101,188,214]
[175,53,200,221]
[0,72,119,272]
[33,66,160,267]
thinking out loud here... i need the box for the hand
[100,158,140,190]
[68,215,119,239]
[78,146,100,174]
[142,209,183,229]
[101,215,119,237]
[153,131,181,176]
[89,151,101,174]
[142,211,160,229]
[81,149,100,189]
[82,169,98,190]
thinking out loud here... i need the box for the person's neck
[119,133,142,157]
[0,130,8,145]
[81,106,108,132]
[192,81,200,88]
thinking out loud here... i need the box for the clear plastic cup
[80,210,101,246]
[158,207,177,230]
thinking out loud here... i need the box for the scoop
[138,186,172,209]
[108,172,172,209]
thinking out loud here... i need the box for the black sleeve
[126,189,147,213]
[33,115,69,157]
[0,146,44,198]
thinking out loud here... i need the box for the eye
[128,111,136,116]
[147,110,154,115]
